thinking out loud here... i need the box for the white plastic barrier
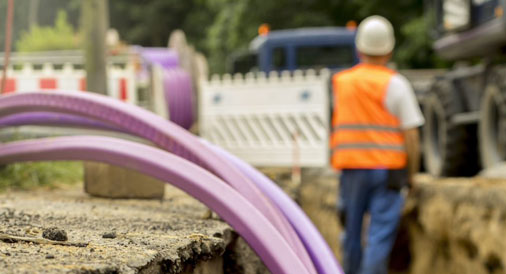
[2,62,138,104]
[200,69,330,168]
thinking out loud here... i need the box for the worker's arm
[403,127,420,187]
[385,74,424,186]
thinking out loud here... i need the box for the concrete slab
[84,162,165,199]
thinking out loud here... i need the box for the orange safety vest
[330,63,407,169]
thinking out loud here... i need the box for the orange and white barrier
[1,63,138,104]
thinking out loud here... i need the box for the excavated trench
[396,176,506,274]
[296,170,506,274]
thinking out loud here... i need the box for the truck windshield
[272,47,287,70]
[296,45,355,69]
[230,53,258,74]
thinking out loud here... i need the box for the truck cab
[229,27,358,74]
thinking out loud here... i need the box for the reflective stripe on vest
[330,64,407,169]
[333,124,401,132]
[334,143,405,151]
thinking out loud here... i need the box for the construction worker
[331,16,424,274]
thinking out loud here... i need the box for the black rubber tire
[422,80,480,177]
[479,71,506,169]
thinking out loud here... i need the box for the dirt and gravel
[5,164,505,274]
[297,168,341,260]
[0,184,267,274]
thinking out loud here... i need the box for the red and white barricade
[1,63,137,104]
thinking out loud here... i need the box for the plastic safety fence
[0,91,315,274]
[0,136,307,274]
[164,68,194,130]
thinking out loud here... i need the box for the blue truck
[228,27,358,74]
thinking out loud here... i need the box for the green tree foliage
[0,0,80,52]
[396,15,442,69]
[206,0,336,72]
[16,10,81,52]
[109,0,216,55]
[205,0,435,71]
[0,0,31,52]
[107,0,441,71]
[0,0,439,69]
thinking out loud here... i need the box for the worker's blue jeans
[339,169,404,274]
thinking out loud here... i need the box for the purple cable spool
[0,91,315,273]
[164,69,180,126]
[137,47,180,70]
[137,47,195,129]
[179,70,195,128]
[0,136,309,274]
[164,68,194,130]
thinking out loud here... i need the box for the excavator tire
[422,79,480,177]
[479,70,506,169]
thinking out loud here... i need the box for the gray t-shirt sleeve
[384,74,425,129]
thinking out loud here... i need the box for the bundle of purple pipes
[0,48,343,274]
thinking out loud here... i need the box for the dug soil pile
[401,176,506,274]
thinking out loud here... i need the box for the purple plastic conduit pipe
[0,111,342,273]
[0,99,342,273]
[0,111,342,274]
[164,68,194,130]
[201,139,343,274]
[0,112,122,132]
[0,91,315,274]
[0,136,308,274]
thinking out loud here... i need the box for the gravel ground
[0,184,235,274]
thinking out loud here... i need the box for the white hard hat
[355,15,395,56]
